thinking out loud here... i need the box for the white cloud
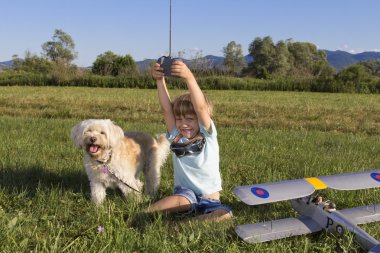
[337,44,366,54]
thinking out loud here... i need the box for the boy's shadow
[0,165,89,197]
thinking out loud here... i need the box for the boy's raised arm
[152,63,175,133]
[171,61,211,130]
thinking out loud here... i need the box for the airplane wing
[235,216,322,243]
[234,179,317,205]
[317,170,380,190]
[234,170,380,206]
[340,204,380,225]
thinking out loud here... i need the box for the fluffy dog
[71,119,170,205]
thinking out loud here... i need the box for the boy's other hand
[152,63,164,80]
[171,61,194,81]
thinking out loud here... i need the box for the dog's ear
[71,121,86,148]
[107,120,125,147]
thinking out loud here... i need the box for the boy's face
[175,113,200,139]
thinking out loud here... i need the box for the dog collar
[96,149,112,165]
[95,150,112,174]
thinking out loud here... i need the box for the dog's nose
[90,137,97,143]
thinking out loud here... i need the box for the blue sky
[1,0,379,67]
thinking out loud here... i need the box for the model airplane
[234,170,380,253]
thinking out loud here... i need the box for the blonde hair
[172,92,213,117]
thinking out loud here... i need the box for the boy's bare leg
[193,209,233,222]
[145,195,192,214]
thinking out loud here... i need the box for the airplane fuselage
[291,197,379,251]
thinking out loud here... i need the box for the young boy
[146,60,232,221]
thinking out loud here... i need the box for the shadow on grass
[0,165,143,202]
[0,165,89,196]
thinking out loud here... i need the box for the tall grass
[1,71,380,93]
[0,87,379,252]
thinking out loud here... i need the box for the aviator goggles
[170,134,206,158]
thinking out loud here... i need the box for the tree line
[1,29,379,93]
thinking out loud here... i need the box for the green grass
[0,86,379,252]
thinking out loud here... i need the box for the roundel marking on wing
[370,172,380,182]
[251,187,270,198]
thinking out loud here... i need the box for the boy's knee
[174,195,191,206]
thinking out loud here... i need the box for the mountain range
[0,60,13,70]
[324,50,380,70]
[1,50,379,71]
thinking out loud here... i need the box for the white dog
[71,119,170,205]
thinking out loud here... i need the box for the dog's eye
[100,131,106,135]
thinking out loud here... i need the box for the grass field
[0,86,379,252]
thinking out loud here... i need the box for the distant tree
[187,50,213,76]
[336,64,373,92]
[176,50,186,59]
[13,51,52,73]
[12,54,23,69]
[247,36,276,78]
[358,60,380,77]
[190,50,208,69]
[272,40,291,77]
[92,51,118,76]
[42,29,77,64]
[115,54,139,77]
[287,41,317,77]
[312,50,333,76]
[246,36,333,79]
[287,41,331,78]
[223,41,245,74]
[92,51,138,76]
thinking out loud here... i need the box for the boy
[146,60,232,221]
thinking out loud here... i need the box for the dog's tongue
[89,145,99,153]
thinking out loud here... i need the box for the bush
[0,70,50,86]
[0,69,379,93]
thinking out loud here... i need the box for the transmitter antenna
[169,0,172,56]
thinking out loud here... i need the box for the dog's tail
[154,134,171,170]
[144,134,170,196]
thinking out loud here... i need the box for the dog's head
[71,119,125,158]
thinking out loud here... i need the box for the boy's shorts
[173,186,232,215]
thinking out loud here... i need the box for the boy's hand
[152,63,164,81]
[171,61,194,81]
